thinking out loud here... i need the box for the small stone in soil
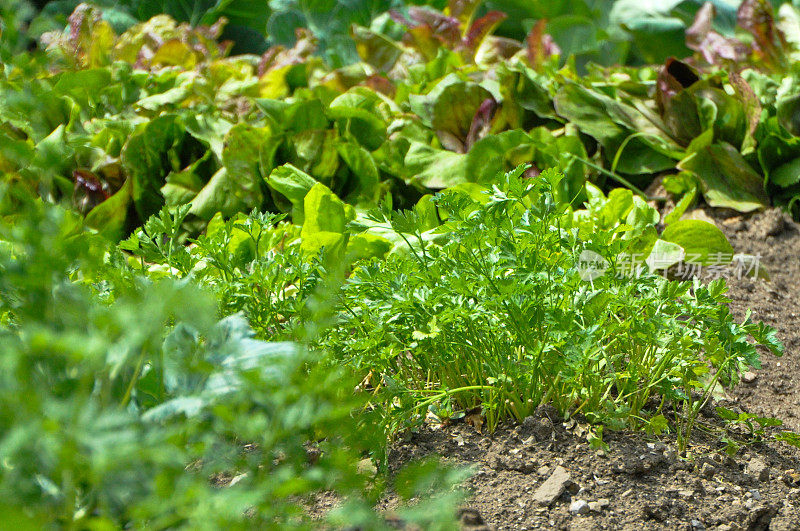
[457,507,488,530]
[588,498,610,512]
[746,457,770,482]
[569,499,590,515]
[533,465,572,506]
[742,371,758,384]
[700,462,716,478]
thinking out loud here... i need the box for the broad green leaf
[302,182,350,235]
[599,188,634,228]
[646,239,685,271]
[626,195,660,231]
[678,143,769,212]
[53,69,113,109]
[121,115,185,220]
[546,15,599,57]
[337,142,380,201]
[347,232,393,260]
[660,219,734,265]
[771,157,800,188]
[189,124,269,220]
[414,195,440,231]
[85,178,132,241]
[0,131,33,172]
[290,129,340,180]
[777,75,800,137]
[31,125,74,181]
[498,65,557,120]
[161,152,212,206]
[285,98,330,132]
[183,114,234,163]
[266,164,318,224]
[554,83,676,174]
[404,141,468,189]
[300,230,346,256]
[663,187,697,225]
[351,25,403,72]
[755,116,800,181]
[327,105,387,151]
[465,129,533,184]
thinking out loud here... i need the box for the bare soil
[716,208,800,434]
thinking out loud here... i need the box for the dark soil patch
[387,410,800,530]
[714,208,800,433]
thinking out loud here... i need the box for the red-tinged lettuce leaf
[660,75,748,150]
[409,75,494,153]
[464,97,498,151]
[258,29,318,76]
[44,6,230,70]
[678,142,769,212]
[257,29,321,98]
[686,2,747,66]
[113,13,229,69]
[474,36,523,67]
[526,19,561,69]
[728,71,762,150]
[72,169,110,215]
[737,0,787,70]
[351,25,403,72]
[50,3,114,68]
[656,58,700,114]
[447,0,483,26]
[462,10,507,56]
[392,6,505,62]
[392,6,461,59]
